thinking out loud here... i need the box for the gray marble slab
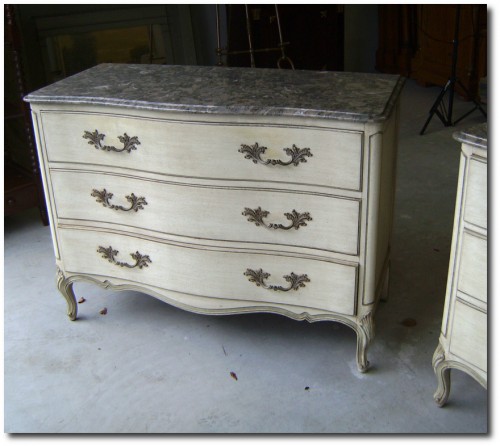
[453,123,488,150]
[25,63,405,123]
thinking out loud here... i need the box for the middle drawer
[457,230,487,304]
[51,169,360,256]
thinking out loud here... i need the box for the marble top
[453,123,488,150]
[25,63,405,123]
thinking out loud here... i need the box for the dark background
[4,4,487,225]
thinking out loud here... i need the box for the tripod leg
[453,79,487,125]
[420,81,451,135]
[459,79,487,117]
[478,103,487,117]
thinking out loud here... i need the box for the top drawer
[39,110,363,192]
[464,157,487,230]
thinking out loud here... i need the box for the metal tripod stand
[419,5,486,135]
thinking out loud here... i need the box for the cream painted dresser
[26,64,404,372]
[433,123,487,405]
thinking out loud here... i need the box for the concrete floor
[4,80,488,433]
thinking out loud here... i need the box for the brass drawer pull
[244,268,310,292]
[97,246,151,269]
[239,142,312,166]
[242,207,312,230]
[91,189,147,212]
[83,130,141,153]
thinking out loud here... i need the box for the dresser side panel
[374,107,398,296]
[29,108,61,260]
[362,129,383,305]
[440,152,468,339]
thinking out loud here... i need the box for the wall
[344,4,379,73]
[16,4,379,86]
[190,5,228,67]
[15,4,197,91]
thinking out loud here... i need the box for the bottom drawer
[58,228,358,316]
[449,300,487,372]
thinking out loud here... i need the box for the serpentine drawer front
[50,169,361,255]
[58,227,358,316]
[433,123,487,406]
[26,64,404,373]
[40,110,364,192]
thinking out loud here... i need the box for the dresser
[25,64,404,372]
[433,123,487,405]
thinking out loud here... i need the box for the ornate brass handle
[239,143,312,166]
[244,268,310,291]
[97,246,151,269]
[83,130,141,153]
[91,189,147,212]
[242,207,312,230]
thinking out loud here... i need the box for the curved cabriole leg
[356,312,375,373]
[56,268,77,321]
[432,343,451,406]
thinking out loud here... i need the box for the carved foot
[356,312,375,373]
[56,268,77,321]
[432,344,451,406]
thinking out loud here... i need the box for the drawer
[51,170,360,255]
[457,231,487,303]
[58,228,358,316]
[449,300,487,372]
[464,157,487,230]
[40,110,363,191]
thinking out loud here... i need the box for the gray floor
[4,80,488,434]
